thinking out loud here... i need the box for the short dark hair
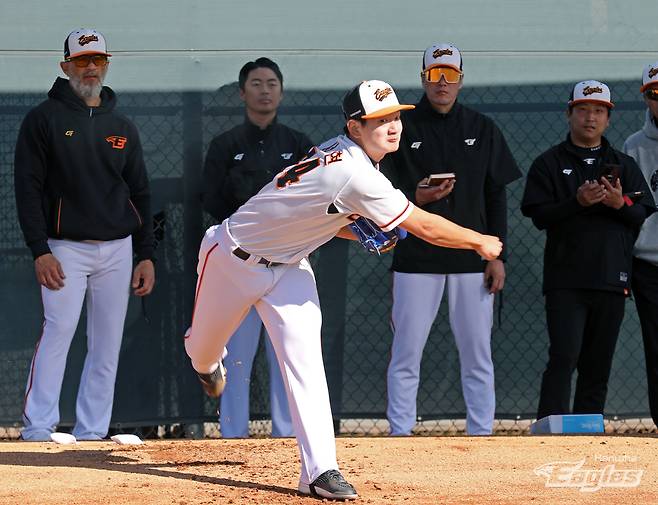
[238,57,283,91]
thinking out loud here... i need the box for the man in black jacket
[14,28,154,441]
[521,80,655,418]
[382,43,521,435]
[202,58,311,438]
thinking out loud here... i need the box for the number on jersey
[276,158,321,188]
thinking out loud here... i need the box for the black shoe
[196,362,226,398]
[298,469,358,500]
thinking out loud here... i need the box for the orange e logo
[105,136,127,149]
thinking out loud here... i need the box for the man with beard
[14,28,155,441]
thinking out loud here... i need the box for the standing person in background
[522,80,655,419]
[623,62,658,428]
[202,57,311,438]
[383,43,521,436]
[14,29,155,441]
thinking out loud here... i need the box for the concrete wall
[1,0,657,92]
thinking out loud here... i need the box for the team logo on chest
[411,141,422,149]
[562,168,573,175]
[583,158,596,165]
[464,138,476,146]
[105,136,127,149]
[234,153,244,161]
[281,153,293,160]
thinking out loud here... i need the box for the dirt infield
[1,435,657,504]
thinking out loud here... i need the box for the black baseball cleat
[196,362,226,398]
[298,469,358,500]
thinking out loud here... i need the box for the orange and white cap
[568,80,614,109]
[640,61,658,93]
[342,80,415,120]
[64,28,111,60]
[422,43,462,72]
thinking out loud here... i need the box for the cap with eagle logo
[342,80,414,120]
[64,28,111,60]
[640,61,658,93]
[568,80,614,109]
[422,43,462,72]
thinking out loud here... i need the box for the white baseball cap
[342,80,414,120]
[422,43,462,72]
[568,80,614,109]
[640,61,658,93]
[64,28,111,60]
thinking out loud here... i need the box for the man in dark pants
[623,61,658,427]
[521,80,655,418]
[202,57,312,438]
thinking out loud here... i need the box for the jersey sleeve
[334,168,413,231]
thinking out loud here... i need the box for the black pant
[537,289,625,419]
[632,257,658,427]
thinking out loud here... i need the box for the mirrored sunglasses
[645,88,658,102]
[67,55,109,68]
[421,66,462,84]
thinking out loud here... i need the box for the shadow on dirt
[0,448,300,497]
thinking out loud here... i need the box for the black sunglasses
[645,88,658,102]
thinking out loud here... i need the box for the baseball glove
[348,216,406,256]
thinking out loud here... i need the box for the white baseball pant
[220,306,293,438]
[386,271,495,435]
[22,237,132,441]
[185,221,337,485]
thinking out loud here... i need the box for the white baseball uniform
[184,134,413,486]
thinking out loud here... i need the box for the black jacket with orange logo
[14,77,153,260]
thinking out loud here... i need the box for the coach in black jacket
[382,44,521,436]
[522,80,655,419]
[14,29,154,441]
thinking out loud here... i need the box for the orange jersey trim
[22,321,45,423]
[186,242,220,338]
[381,200,411,230]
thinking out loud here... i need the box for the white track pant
[22,237,132,441]
[386,272,495,435]
[185,222,337,485]
[220,306,293,438]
